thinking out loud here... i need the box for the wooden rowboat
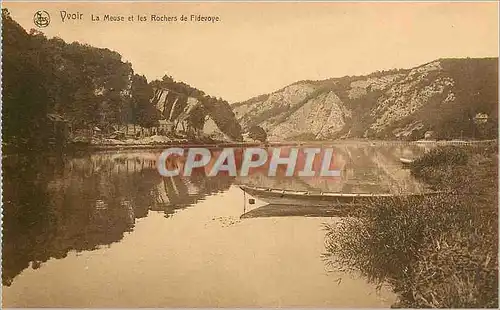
[239,184,444,207]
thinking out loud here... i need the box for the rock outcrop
[234,58,498,141]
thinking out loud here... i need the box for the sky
[3,1,499,102]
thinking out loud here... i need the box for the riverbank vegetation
[324,145,498,308]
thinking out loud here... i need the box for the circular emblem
[33,10,50,28]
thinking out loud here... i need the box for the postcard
[1,1,498,308]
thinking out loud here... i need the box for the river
[2,142,433,307]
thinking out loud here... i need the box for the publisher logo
[34,10,50,28]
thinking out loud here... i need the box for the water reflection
[2,150,234,286]
[2,142,431,287]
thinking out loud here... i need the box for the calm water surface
[2,142,433,307]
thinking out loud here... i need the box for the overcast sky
[4,1,499,102]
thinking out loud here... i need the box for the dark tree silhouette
[248,125,267,142]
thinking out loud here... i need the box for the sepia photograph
[1,1,498,308]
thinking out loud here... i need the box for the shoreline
[85,138,498,151]
[3,139,497,157]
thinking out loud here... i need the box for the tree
[248,125,267,142]
[202,98,243,141]
[2,9,52,151]
[3,8,138,142]
[131,74,159,128]
[186,105,207,132]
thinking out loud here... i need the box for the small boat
[400,157,414,166]
[239,185,443,207]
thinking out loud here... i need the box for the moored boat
[239,184,445,207]
[400,157,414,166]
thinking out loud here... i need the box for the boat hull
[240,185,390,206]
[239,185,446,207]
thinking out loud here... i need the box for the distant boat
[239,185,443,207]
[400,157,414,166]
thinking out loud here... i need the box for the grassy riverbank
[324,145,498,308]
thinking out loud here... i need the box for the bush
[411,146,469,170]
[247,125,267,142]
[410,145,497,196]
[324,145,498,308]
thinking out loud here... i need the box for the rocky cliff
[234,58,498,141]
[148,83,243,141]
